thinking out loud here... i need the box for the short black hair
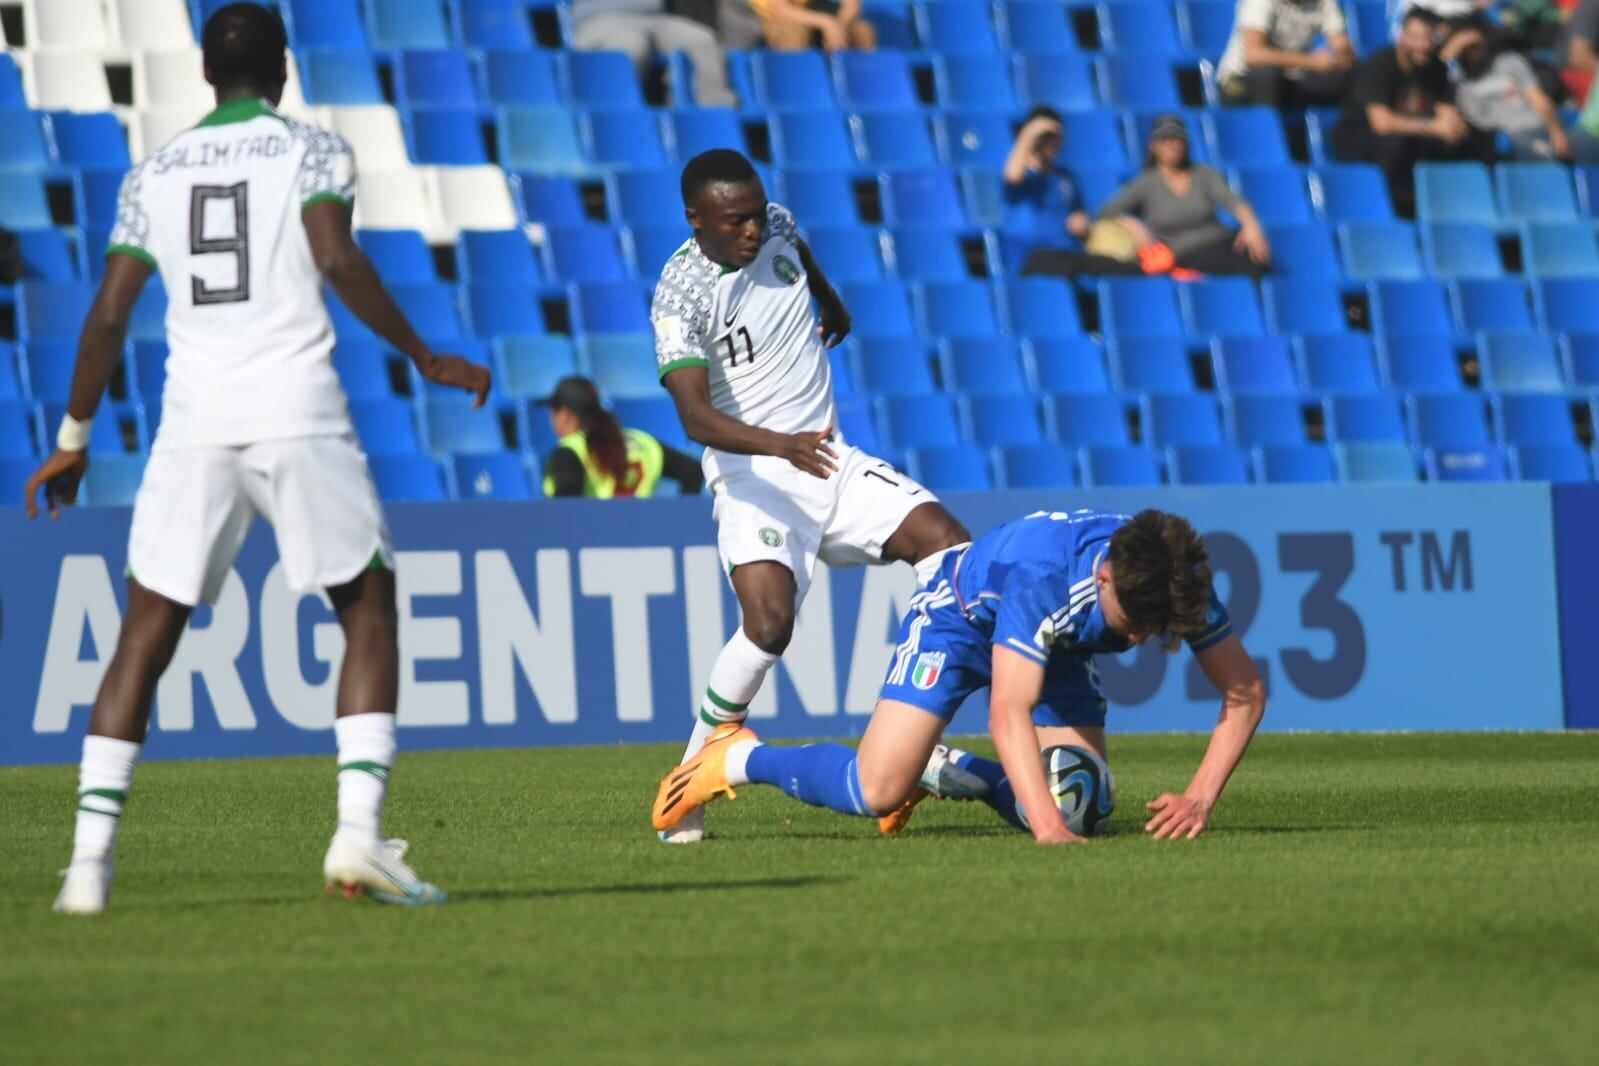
[1014,105,1062,136]
[681,149,760,207]
[1400,5,1441,29]
[202,3,288,94]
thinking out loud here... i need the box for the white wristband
[56,414,91,452]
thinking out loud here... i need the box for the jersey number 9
[189,183,250,305]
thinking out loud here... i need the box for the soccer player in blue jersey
[652,508,1267,844]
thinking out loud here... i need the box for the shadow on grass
[455,875,846,902]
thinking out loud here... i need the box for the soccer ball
[1043,744,1116,836]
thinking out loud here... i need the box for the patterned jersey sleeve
[765,202,798,246]
[651,252,715,379]
[106,162,156,269]
[992,566,1081,665]
[296,124,356,210]
[1187,587,1233,653]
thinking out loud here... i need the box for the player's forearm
[64,326,125,424]
[678,403,796,457]
[991,701,1066,836]
[320,249,430,364]
[1184,689,1265,810]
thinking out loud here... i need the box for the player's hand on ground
[24,449,89,520]
[417,351,492,408]
[781,427,838,479]
[1032,821,1088,845]
[815,294,851,348]
[1144,792,1211,840]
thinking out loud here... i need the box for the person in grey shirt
[1098,114,1272,277]
[1442,20,1599,160]
[571,0,737,107]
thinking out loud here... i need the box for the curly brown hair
[1106,510,1213,650]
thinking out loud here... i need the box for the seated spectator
[1002,108,1091,266]
[1096,114,1272,277]
[1443,20,1599,160]
[1331,7,1489,217]
[539,376,704,498]
[571,0,737,107]
[1563,0,1599,105]
[1217,0,1356,109]
[727,0,876,52]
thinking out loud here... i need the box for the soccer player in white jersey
[23,4,491,913]
[651,150,972,841]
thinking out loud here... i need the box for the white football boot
[919,744,990,799]
[53,858,112,915]
[323,836,447,906]
[657,806,705,844]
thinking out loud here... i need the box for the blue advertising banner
[0,484,1566,766]
[1552,484,1599,730]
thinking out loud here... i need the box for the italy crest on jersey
[911,651,946,690]
[772,255,800,285]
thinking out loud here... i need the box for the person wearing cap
[539,376,705,498]
[1096,115,1272,277]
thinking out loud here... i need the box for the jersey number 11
[189,183,250,305]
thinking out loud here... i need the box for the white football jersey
[108,97,355,450]
[650,203,837,442]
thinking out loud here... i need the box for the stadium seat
[331,340,397,400]
[1002,278,1082,339]
[1013,53,1098,112]
[1179,278,1265,338]
[665,109,748,160]
[42,399,121,453]
[1264,223,1342,278]
[833,51,919,109]
[368,454,448,501]
[569,281,650,334]
[457,230,541,285]
[1232,166,1313,225]
[366,0,452,49]
[1509,442,1591,482]
[1409,392,1490,447]
[0,54,24,108]
[770,112,857,169]
[1335,441,1419,482]
[0,173,55,230]
[1497,163,1579,223]
[854,337,936,396]
[919,1,1001,53]
[934,55,1016,109]
[751,50,837,111]
[1369,279,1454,338]
[395,49,480,108]
[436,167,518,235]
[0,343,20,400]
[1521,223,1599,277]
[805,227,885,283]
[565,51,645,110]
[1142,394,1223,447]
[961,167,1008,228]
[1577,164,1599,218]
[1561,334,1599,391]
[324,106,412,170]
[879,169,966,227]
[450,452,533,500]
[460,0,536,48]
[298,49,384,105]
[854,111,938,169]
[1096,54,1180,110]
[1304,108,1338,165]
[916,281,1000,337]
[1204,109,1290,168]
[544,225,628,283]
[465,283,545,337]
[907,446,994,491]
[0,110,53,173]
[1449,279,1531,333]
[1422,223,1503,279]
[1326,394,1408,442]
[1225,395,1307,446]
[81,455,148,505]
[1340,221,1422,280]
[582,334,660,399]
[1262,277,1347,335]
[495,336,577,400]
[13,229,81,282]
[941,338,1029,395]
[611,396,693,454]
[1211,336,1298,395]
[1425,445,1508,482]
[997,3,1078,54]
[876,395,963,450]
[1179,0,1236,56]
[1098,278,1183,338]
[1477,331,1564,393]
[48,113,130,172]
[1080,444,1163,486]
[1168,444,1251,485]
[1110,337,1195,394]
[350,169,440,234]
[32,51,115,112]
[424,397,507,454]
[777,169,859,225]
[482,51,562,106]
[357,230,436,285]
[1045,393,1130,445]
[131,340,168,405]
[842,280,917,337]
[1254,443,1337,483]
[995,444,1079,488]
[513,174,587,226]
[887,229,968,282]
[498,109,587,174]
[1493,394,1574,445]
[1535,278,1599,334]
[0,400,38,457]
[1311,164,1393,223]
[1414,163,1498,225]
[607,170,683,227]
[960,394,1044,446]
[18,283,94,341]
[1027,337,1111,393]
[22,339,78,402]
[1378,335,1461,392]
[583,111,667,169]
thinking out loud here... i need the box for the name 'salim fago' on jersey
[148,132,293,175]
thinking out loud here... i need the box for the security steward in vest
[539,375,705,497]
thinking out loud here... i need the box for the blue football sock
[745,743,877,817]
[949,750,1027,831]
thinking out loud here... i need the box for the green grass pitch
[3,733,1598,1065]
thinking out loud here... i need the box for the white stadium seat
[435,167,520,233]
[22,0,115,51]
[135,48,210,111]
[131,108,198,160]
[321,106,412,171]
[353,168,447,240]
[115,0,196,49]
[29,52,115,111]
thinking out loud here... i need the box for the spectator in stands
[1563,0,1599,105]
[728,0,876,51]
[1216,0,1356,109]
[1001,107,1092,272]
[571,0,737,107]
[1097,115,1272,277]
[539,376,704,498]
[1442,20,1599,160]
[1331,7,1487,217]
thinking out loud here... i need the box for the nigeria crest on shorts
[911,651,945,690]
[759,527,784,547]
[772,255,800,285]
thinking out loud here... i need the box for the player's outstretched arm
[661,365,837,478]
[302,201,490,407]
[990,646,1085,845]
[795,239,850,348]
[23,254,152,519]
[1145,634,1266,840]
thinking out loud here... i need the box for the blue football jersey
[949,509,1232,667]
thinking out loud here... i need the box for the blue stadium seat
[1368,279,1453,338]
[366,0,451,48]
[1058,112,1129,170]
[877,395,964,450]
[1099,278,1183,338]
[1497,163,1578,223]
[1178,0,1234,56]
[457,229,541,285]
[1225,394,1306,445]
[1304,108,1337,165]
[1262,277,1346,335]
[842,280,917,337]
[1099,2,1184,55]
[512,174,587,226]
[864,0,917,49]
[451,452,532,500]
[48,112,130,170]
[465,283,545,336]
[358,230,435,284]
[751,50,836,111]
[1,456,36,505]
[1521,222,1599,277]
[1232,166,1313,225]
[544,225,627,282]
[1336,441,1418,482]
[1578,164,1599,217]
[834,51,918,109]
[1377,335,1461,392]
[0,110,53,172]
[1291,335,1381,394]
[995,444,1079,488]
[770,112,856,168]
[520,402,559,457]
[81,454,147,504]
[887,228,968,282]
[1264,223,1341,278]
[1212,336,1298,395]
[1449,278,1530,334]
[0,53,24,108]
[460,0,535,48]
[1179,278,1264,338]
[1422,223,1502,279]
[395,50,480,107]
[1414,162,1498,225]
[1002,278,1082,339]
[918,2,1001,53]
[1493,394,1574,445]
[960,393,1044,446]
[624,225,685,275]
[1255,443,1336,483]
[1310,164,1392,224]
[665,109,747,160]
[854,336,936,396]
[569,282,651,333]
[0,173,56,230]
[482,51,562,106]
[1142,394,1222,447]
[1168,444,1250,485]
[566,51,645,110]
[1561,334,1599,391]
[1014,53,1098,112]
[880,170,966,227]
[369,454,448,500]
[0,400,38,457]
[996,3,1078,54]
[583,110,667,169]
[385,283,460,339]
[1110,337,1194,393]
[1346,1,1393,51]
[126,284,168,345]
[1535,278,1599,334]
[13,229,81,282]
[1510,442,1591,482]
[1326,394,1407,442]
[0,343,20,400]
[130,340,168,404]
[607,169,681,226]
[961,167,1008,228]
[495,336,577,400]
[23,339,78,402]
[1027,337,1110,393]
[907,446,994,491]
[298,49,384,104]
[1204,109,1290,167]
[582,334,660,398]
[933,55,1016,109]
[941,337,1029,395]
[806,227,885,283]
[18,283,93,341]
[1477,331,1563,393]
[1425,445,1508,482]
[352,397,423,454]
[331,340,395,400]
[424,397,506,453]
[1096,55,1180,110]
[1080,444,1162,486]
[407,108,490,164]
[916,281,1000,337]
[854,112,938,169]
[285,0,367,47]
[1340,221,1422,280]
[1409,392,1489,447]
[611,396,693,454]
[777,169,859,225]
[498,109,586,174]
[1045,393,1130,444]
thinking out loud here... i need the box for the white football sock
[71,735,141,864]
[334,712,396,845]
[914,543,969,587]
[724,740,759,787]
[681,628,778,761]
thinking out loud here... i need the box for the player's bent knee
[855,756,918,815]
[742,606,796,655]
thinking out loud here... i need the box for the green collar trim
[195,97,278,128]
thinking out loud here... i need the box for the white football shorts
[706,442,936,600]
[127,434,393,606]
